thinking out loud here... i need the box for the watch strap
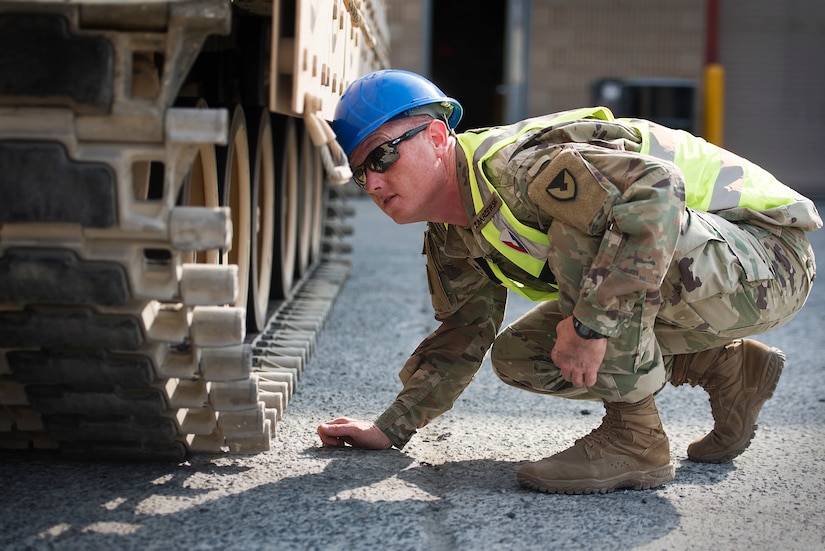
[573,317,607,339]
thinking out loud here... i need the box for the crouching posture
[318,70,821,494]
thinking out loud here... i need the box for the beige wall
[387,1,428,74]
[385,0,823,193]
[387,0,705,114]
[527,1,704,115]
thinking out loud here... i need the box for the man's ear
[428,118,450,150]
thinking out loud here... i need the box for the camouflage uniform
[375,113,821,449]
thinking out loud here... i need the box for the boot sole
[516,464,675,495]
[688,346,785,463]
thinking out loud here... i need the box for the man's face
[349,118,445,225]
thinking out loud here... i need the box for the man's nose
[364,171,384,193]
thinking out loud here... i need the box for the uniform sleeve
[567,145,686,335]
[519,136,686,336]
[374,225,507,448]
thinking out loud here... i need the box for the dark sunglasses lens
[353,166,367,187]
[352,125,426,187]
[368,144,399,172]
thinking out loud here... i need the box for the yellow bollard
[703,63,725,146]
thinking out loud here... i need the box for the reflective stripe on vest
[456,108,614,302]
[458,135,559,301]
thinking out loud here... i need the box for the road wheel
[295,125,315,277]
[217,104,252,310]
[270,115,298,299]
[309,144,326,265]
[246,107,275,332]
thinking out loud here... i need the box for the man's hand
[551,316,608,388]
[317,417,393,449]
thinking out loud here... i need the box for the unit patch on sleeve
[545,168,578,201]
[527,147,608,233]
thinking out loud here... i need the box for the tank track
[0,0,352,460]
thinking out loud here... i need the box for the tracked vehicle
[0,0,388,459]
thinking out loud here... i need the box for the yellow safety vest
[456,106,809,302]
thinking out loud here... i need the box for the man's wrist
[374,414,413,449]
[572,317,608,339]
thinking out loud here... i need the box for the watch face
[573,318,588,338]
[574,318,605,339]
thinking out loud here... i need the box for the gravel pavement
[1,196,824,551]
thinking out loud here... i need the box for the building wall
[387,1,428,74]
[527,1,704,115]
[389,1,705,116]
[386,0,824,194]
[720,0,825,194]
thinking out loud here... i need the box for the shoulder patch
[527,147,607,233]
[546,168,578,201]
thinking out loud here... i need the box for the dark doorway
[430,1,506,131]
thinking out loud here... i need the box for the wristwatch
[573,317,608,339]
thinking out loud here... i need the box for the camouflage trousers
[490,210,817,403]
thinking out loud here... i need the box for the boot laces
[576,413,625,450]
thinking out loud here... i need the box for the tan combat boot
[670,338,785,463]
[517,395,674,494]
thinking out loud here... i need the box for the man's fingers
[317,419,391,450]
[558,364,597,388]
[318,422,349,446]
[318,431,344,447]
[572,370,583,388]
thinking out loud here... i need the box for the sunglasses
[351,123,430,189]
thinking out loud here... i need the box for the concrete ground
[1,196,824,551]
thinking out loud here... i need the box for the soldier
[317,69,821,494]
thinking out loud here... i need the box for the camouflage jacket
[374,114,822,448]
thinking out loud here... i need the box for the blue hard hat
[333,69,463,157]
